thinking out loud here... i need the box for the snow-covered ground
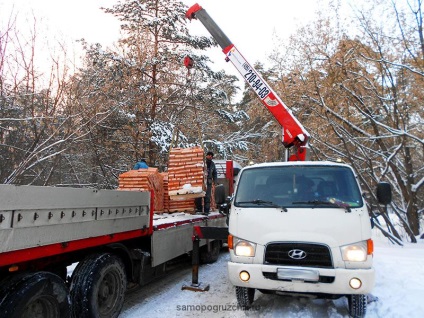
[120,232,424,318]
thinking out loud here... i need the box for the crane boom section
[186,4,310,161]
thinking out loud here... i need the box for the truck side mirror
[219,202,230,215]
[219,196,232,216]
[227,195,232,202]
[376,182,392,205]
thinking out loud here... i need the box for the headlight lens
[234,239,256,257]
[341,241,368,261]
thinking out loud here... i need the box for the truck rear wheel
[200,240,221,264]
[235,286,255,309]
[347,294,367,318]
[0,272,70,318]
[70,253,127,318]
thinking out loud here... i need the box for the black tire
[0,272,70,318]
[347,294,367,318]
[214,184,226,204]
[200,240,221,264]
[70,253,127,318]
[235,286,255,309]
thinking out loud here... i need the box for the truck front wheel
[235,286,255,309]
[0,272,70,318]
[347,294,367,318]
[70,253,127,318]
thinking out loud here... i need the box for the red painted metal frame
[0,228,151,268]
[185,3,202,19]
[226,160,234,195]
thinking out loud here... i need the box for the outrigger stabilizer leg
[181,234,210,292]
[182,225,228,292]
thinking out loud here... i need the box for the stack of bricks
[167,147,205,213]
[160,172,170,213]
[118,168,164,212]
[117,147,206,214]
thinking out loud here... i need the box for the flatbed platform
[0,184,227,268]
[152,211,222,230]
[151,211,226,266]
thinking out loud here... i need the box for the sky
[0,0,329,81]
[118,229,424,318]
[0,0,121,47]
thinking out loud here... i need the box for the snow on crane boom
[186,3,310,161]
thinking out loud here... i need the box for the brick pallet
[167,147,205,212]
[118,147,206,214]
[118,168,164,212]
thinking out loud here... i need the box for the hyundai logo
[288,249,307,259]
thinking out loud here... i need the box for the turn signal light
[228,234,233,249]
[8,265,19,272]
[367,239,374,255]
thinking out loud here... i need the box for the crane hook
[184,56,194,69]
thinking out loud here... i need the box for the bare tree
[268,0,423,242]
[0,12,115,187]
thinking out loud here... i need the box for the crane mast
[186,3,310,161]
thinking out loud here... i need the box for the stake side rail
[0,184,152,267]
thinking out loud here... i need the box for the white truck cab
[227,161,381,317]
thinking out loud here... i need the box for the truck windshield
[234,165,363,209]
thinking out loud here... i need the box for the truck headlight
[341,241,368,262]
[234,239,256,257]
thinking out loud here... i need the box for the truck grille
[264,243,333,268]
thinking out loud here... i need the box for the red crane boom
[186,3,310,161]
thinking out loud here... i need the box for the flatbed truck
[0,184,225,317]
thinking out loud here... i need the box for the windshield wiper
[236,199,288,212]
[292,200,351,212]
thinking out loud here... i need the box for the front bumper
[228,262,375,295]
